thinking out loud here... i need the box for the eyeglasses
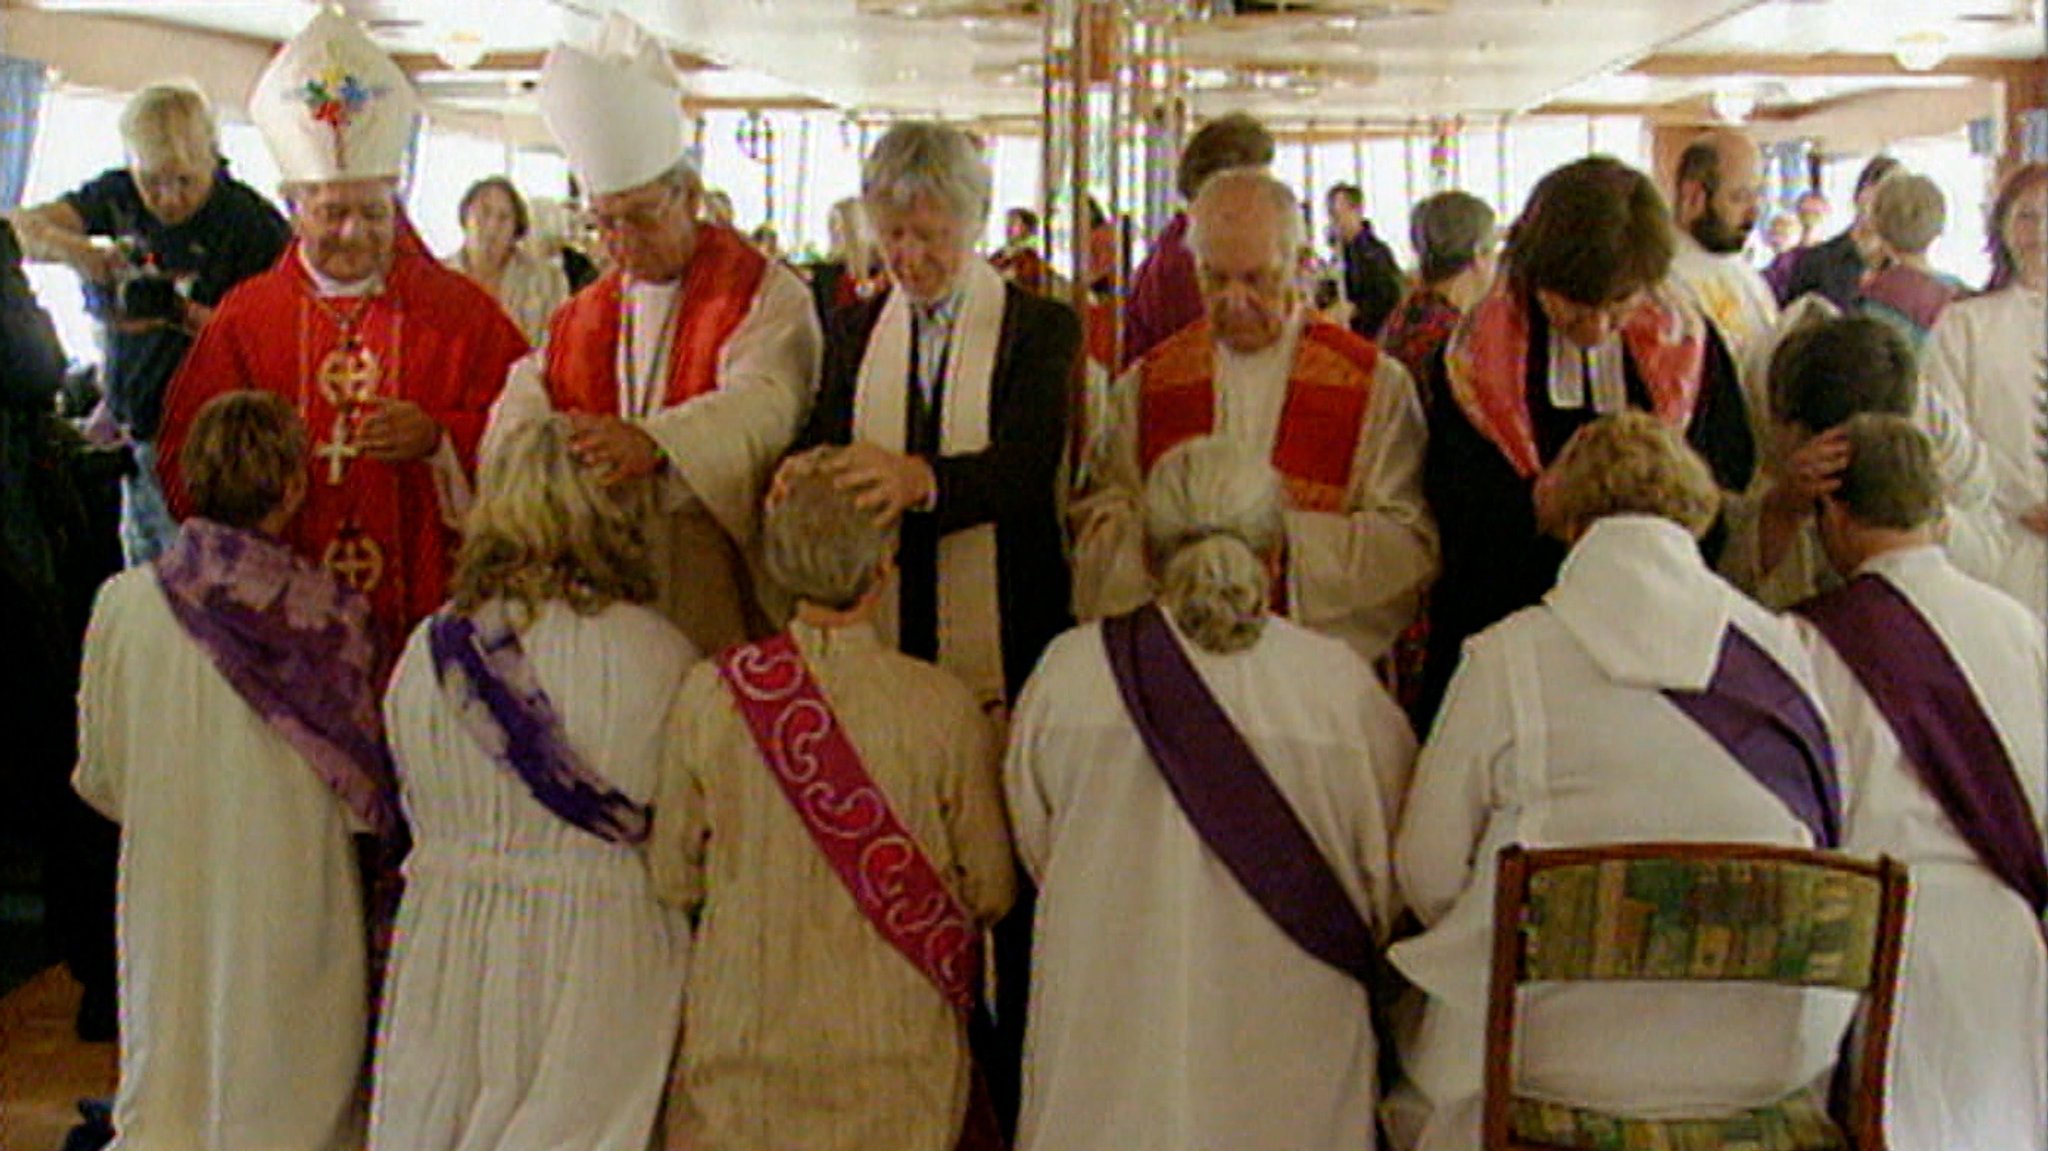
[583,188,681,236]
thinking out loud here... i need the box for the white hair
[861,120,992,237]
[1143,436,1285,655]
[120,83,218,170]
[1186,167,1306,272]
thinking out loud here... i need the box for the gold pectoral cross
[316,412,359,485]
[323,531,385,594]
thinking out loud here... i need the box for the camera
[92,237,186,324]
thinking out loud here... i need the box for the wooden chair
[1482,842,1910,1151]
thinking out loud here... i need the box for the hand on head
[566,411,663,486]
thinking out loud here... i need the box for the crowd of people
[0,6,2043,1151]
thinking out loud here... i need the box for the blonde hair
[179,391,305,529]
[1143,436,1285,655]
[120,83,218,171]
[1537,411,1722,540]
[451,417,655,621]
[763,447,892,610]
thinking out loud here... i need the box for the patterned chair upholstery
[1482,843,1910,1151]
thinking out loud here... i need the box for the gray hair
[764,447,894,610]
[120,83,218,170]
[1869,172,1945,256]
[1834,413,1942,530]
[1187,167,1306,274]
[1143,436,1286,655]
[1410,190,1497,285]
[861,121,992,235]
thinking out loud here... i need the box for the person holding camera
[12,82,289,566]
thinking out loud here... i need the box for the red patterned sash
[717,633,983,1011]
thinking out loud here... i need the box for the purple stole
[1662,628,1842,848]
[428,604,650,846]
[1800,575,2048,918]
[716,632,984,1010]
[154,519,400,839]
[1101,604,1379,987]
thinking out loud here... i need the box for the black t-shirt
[62,165,290,440]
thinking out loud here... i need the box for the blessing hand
[567,412,664,486]
[828,441,936,526]
[356,397,443,462]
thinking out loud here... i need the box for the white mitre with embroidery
[538,11,690,197]
[249,6,419,182]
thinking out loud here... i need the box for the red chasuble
[1137,318,1378,512]
[157,227,529,662]
[541,224,767,415]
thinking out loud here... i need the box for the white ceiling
[5,0,2043,125]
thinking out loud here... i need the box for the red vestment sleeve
[156,281,266,519]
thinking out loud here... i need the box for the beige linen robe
[649,620,1017,1151]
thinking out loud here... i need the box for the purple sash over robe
[1662,628,1842,849]
[154,519,400,839]
[1800,574,2048,918]
[1102,603,1380,986]
[428,603,650,846]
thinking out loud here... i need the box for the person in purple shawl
[1797,414,2047,1151]
[371,414,695,1151]
[75,391,391,1150]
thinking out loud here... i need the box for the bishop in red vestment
[151,16,528,660]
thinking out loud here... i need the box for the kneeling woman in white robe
[76,392,395,1151]
[370,416,695,1151]
[1387,411,1855,1151]
[1005,436,1413,1151]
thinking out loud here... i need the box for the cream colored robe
[75,570,367,1151]
[1069,314,1437,663]
[1799,546,2047,1151]
[484,259,821,653]
[648,620,1017,1151]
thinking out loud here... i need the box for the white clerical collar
[1546,515,1733,690]
[298,247,385,298]
[1855,542,1945,583]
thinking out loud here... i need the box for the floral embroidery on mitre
[298,45,388,157]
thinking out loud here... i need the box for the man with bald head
[1072,168,1436,665]
[1669,129,1780,426]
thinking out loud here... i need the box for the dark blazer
[1775,230,1865,311]
[800,280,1081,701]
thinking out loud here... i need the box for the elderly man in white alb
[1070,169,1435,665]
[1008,435,1412,1151]
[1387,411,1855,1151]
[1795,414,2046,1151]
[485,12,820,654]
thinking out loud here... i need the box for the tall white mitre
[538,12,690,197]
[248,5,419,182]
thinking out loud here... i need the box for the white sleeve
[1395,636,1513,927]
[639,262,821,546]
[479,349,554,465]
[72,582,127,822]
[1067,363,1153,622]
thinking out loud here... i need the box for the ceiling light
[1892,30,1949,73]
[1710,89,1756,124]
[435,26,489,71]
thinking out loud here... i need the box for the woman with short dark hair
[449,175,569,344]
[1417,155,1756,725]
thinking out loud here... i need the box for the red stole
[1443,278,1706,479]
[716,633,983,1011]
[1136,319,1378,513]
[542,224,768,415]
